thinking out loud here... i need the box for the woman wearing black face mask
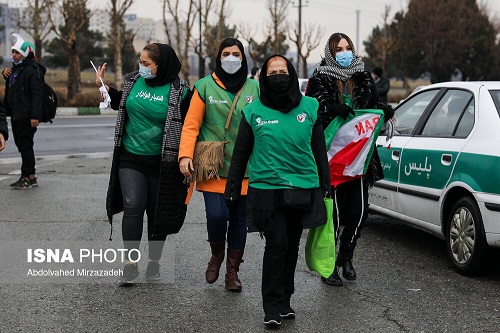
[224,55,331,326]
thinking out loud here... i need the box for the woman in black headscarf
[96,43,193,285]
[178,37,260,292]
[224,55,330,326]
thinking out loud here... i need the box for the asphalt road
[0,119,499,332]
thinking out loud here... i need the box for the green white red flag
[324,109,385,187]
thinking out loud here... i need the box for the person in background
[96,43,192,285]
[306,32,394,287]
[2,33,42,189]
[249,66,259,80]
[179,37,259,292]
[0,101,8,152]
[372,66,390,104]
[224,55,330,326]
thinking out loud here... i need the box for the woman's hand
[0,133,5,152]
[179,157,194,177]
[96,63,107,87]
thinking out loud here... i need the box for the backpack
[41,82,58,123]
[36,64,58,123]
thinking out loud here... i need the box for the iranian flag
[324,109,384,187]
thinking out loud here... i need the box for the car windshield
[489,90,500,117]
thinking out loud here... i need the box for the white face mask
[221,55,242,74]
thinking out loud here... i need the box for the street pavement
[0,155,499,333]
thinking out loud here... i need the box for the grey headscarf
[313,32,365,81]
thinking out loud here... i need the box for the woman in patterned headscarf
[306,32,394,287]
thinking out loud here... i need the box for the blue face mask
[13,58,23,65]
[335,51,353,67]
[138,63,158,79]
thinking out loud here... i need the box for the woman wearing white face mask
[179,37,259,292]
[96,43,193,285]
[306,32,394,287]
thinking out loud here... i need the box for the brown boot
[225,249,244,292]
[206,242,225,284]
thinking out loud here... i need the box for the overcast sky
[89,0,499,64]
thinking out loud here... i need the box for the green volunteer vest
[195,76,259,177]
[243,96,320,189]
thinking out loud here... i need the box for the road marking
[0,152,113,165]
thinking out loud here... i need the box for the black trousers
[119,168,165,261]
[262,207,303,315]
[11,119,37,177]
[334,177,369,248]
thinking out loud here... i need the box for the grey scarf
[314,42,365,81]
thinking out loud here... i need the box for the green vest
[243,97,320,189]
[195,76,259,177]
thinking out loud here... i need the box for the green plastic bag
[305,197,336,278]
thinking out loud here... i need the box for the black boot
[321,266,343,286]
[339,244,356,281]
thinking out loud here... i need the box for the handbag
[281,189,312,210]
[304,197,336,278]
[192,87,244,182]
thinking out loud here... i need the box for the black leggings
[262,207,303,315]
[12,120,37,177]
[334,177,369,248]
[119,168,165,261]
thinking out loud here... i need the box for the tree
[266,0,290,55]
[191,0,235,74]
[362,6,398,76]
[108,0,134,89]
[238,23,271,69]
[16,0,54,61]
[49,0,91,100]
[288,22,323,77]
[396,0,497,83]
[43,28,104,70]
[162,0,197,80]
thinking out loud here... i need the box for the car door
[371,89,441,213]
[398,88,476,226]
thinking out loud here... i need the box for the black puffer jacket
[306,70,388,186]
[306,70,386,130]
[2,55,44,121]
[0,101,8,141]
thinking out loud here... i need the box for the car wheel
[445,196,489,276]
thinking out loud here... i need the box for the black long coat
[106,72,192,238]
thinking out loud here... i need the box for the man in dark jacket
[2,33,43,189]
[0,101,8,152]
[372,67,390,104]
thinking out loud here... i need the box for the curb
[56,107,116,116]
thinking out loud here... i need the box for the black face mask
[267,74,290,93]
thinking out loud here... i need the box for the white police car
[369,81,500,275]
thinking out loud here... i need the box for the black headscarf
[214,37,248,94]
[145,43,181,87]
[259,55,302,113]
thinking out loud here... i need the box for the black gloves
[225,198,239,215]
[327,103,355,120]
[380,103,394,122]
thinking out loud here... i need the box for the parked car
[369,81,500,275]
[298,78,309,95]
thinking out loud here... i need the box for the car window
[421,90,473,137]
[454,100,475,137]
[490,90,500,117]
[394,90,439,135]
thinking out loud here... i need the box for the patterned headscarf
[313,32,364,81]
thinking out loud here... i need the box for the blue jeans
[202,192,247,251]
[119,168,165,261]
